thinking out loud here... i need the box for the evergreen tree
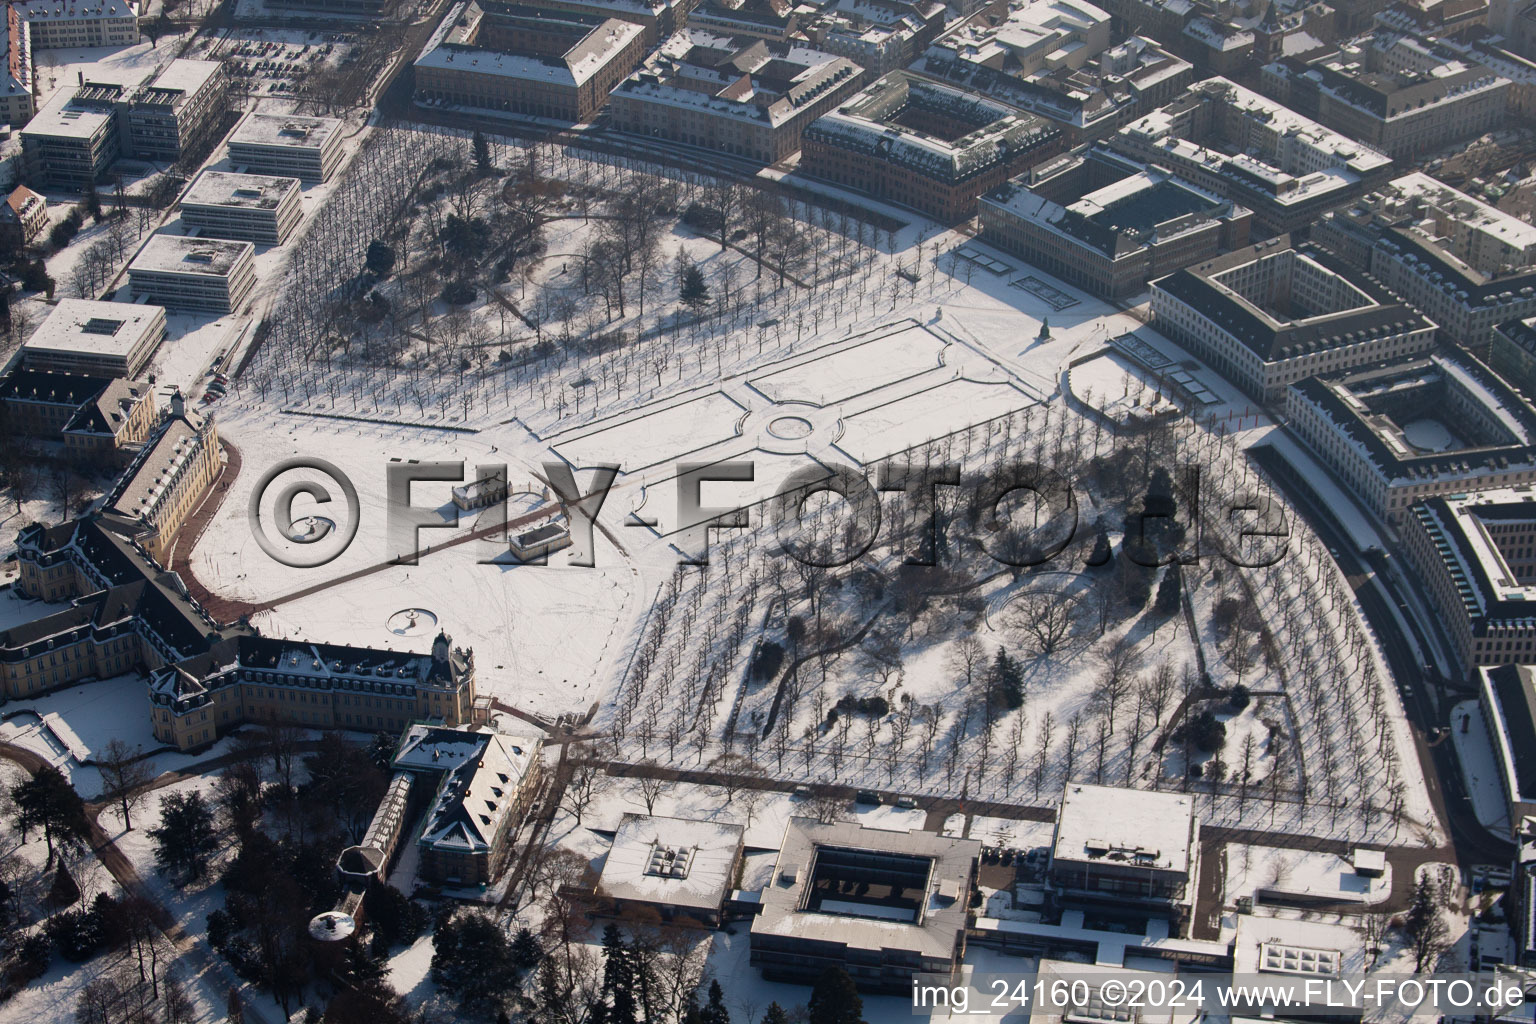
[365,240,396,277]
[988,648,1025,710]
[1155,565,1181,615]
[601,923,637,1024]
[431,912,518,1016]
[807,967,864,1024]
[473,130,493,176]
[680,264,710,311]
[12,765,90,868]
[699,980,730,1024]
[1086,524,1111,567]
[762,1004,790,1024]
[510,926,542,969]
[148,790,219,882]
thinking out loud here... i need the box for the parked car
[855,789,881,805]
[894,796,918,809]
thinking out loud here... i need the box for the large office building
[1403,488,1536,675]
[13,0,138,50]
[21,60,230,189]
[124,59,230,163]
[609,30,864,164]
[413,1,646,123]
[1150,237,1438,403]
[801,72,1063,221]
[21,299,167,378]
[1150,237,1439,403]
[1261,31,1508,162]
[497,0,700,47]
[596,814,745,926]
[226,113,346,184]
[1314,172,1536,351]
[979,145,1251,298]
[127,235,257,315]
[1477,664,1536,834]
[1286,351,1536,522]
[751,818,980,991]
[1110,77,1394,235]
[178,170,303,245]
[21,71,147,190]
[1047,783,1201,930]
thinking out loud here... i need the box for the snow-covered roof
[23,298,165,362]
[128,234,254,277]
[180,170,301,212]
[416,730,539,855]
[752,817,979,960]
[1051,783,1196,875]
[228,112,342,152]
[598,813,745,911]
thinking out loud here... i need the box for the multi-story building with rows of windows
[21,299,167,379]
[801,72,1063,221]
[1260,31,1509,163]
[225,112,346,183]
[127,235,257,315]
[1313,172,1536,352]
[609,29,864,164]
[14,0,138,50]
[1150,237,1438,403]
[1402,488,1536,677]
[979,145,1250,298]
[414,1,646,123]
[148,630,479,751]
[124,59,230,164]
[1285,351,1536,523]
[178,170,303,245]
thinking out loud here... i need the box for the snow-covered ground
[1221,843,1392,905]
[1448,700,1512,837]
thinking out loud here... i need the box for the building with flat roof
[1285,350,1536,521]
[125,59,230,163]
[127,235,257,314]
[750,817,980,991]
[226,113,346,183]
[1477,665,1536,834]
[14,0,138,50]
[1047,784,1200,929]
[597,814,745,925]
[178,170,303,245]
[1110,77,1394,235]
[21,71,149,191]
[979,145,1251,298]
[22,299,167,378]
[930,0,1114,82]
[1402,487,1536,675]
[1261,31,1508,162]
[1150,237,1438,403]
[414,1,647,123]
[801,71,1063,221]
[1314,172,1536,351]
[609,29,864,164]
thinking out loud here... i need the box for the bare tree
[98,738,152,831]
